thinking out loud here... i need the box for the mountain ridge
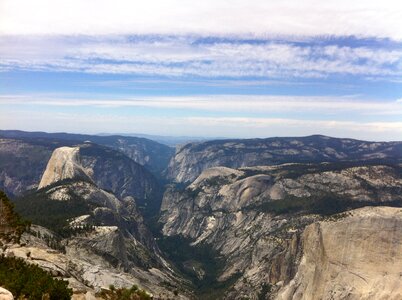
[160,162,402,298]
[167,134,402,183]
[3,145,189,298]
[0,129,174,175]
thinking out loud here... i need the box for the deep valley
[1,130,402,299]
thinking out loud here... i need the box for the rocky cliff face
[277,207,402,300]
[38,180,158,261]
[37,146,159,258]
[78,143,160,211]
[3,146,187,298]
[38,146,91,189]
[1,191,186,299]
[103,136,174,175]
[0,139,160,212]
[166,135,402,183]
[36,143,160,207]
[0,130,174,175]
[160,163,402,299]
[4,131,402,299]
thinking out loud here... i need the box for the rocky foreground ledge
[0,287,13,300]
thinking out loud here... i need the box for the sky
[1,0,402,141]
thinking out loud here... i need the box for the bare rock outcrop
[277,207,402,300]
[0,130,174,176]
[0,138,160,210]
[0,287,13,300]
[5,145,187,298]
[160,163,402,299]
[2,230,186,299]
[38,146,92,189]
[166,135,402,183]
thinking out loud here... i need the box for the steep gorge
[2,132,402,299]
[160,163,402,299]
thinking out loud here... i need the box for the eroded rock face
[0,130,174,175]
[78,144,160,208]
[36,146,158,254]
[0,137,162,204]
[160,163,402,299]
[166,135,402,183]
[37,178,161,270]
[4,144,187,298]
[1,186,187,299]
[277,207,402,300]
[0,139,179,297]
[0,157,185,298]
[104,136,174,175]
[37,144,160,203]
[161,164,402,242]
[38,146,92,189]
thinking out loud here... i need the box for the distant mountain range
[166,134,402,183]
[97,132,227,146]
[1,129,402,299]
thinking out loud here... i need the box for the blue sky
[1,0,402,140]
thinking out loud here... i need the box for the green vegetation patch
[247,194,402,216]
[0,191,30,242]
[97,284,151,300]
[0,255,72,300]
[12,186,92,237]
[239,161,402,181]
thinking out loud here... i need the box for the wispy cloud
[2,94,402,116]
[1,36,401,78]
[185,117,402,134]
[1,1,401,140]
